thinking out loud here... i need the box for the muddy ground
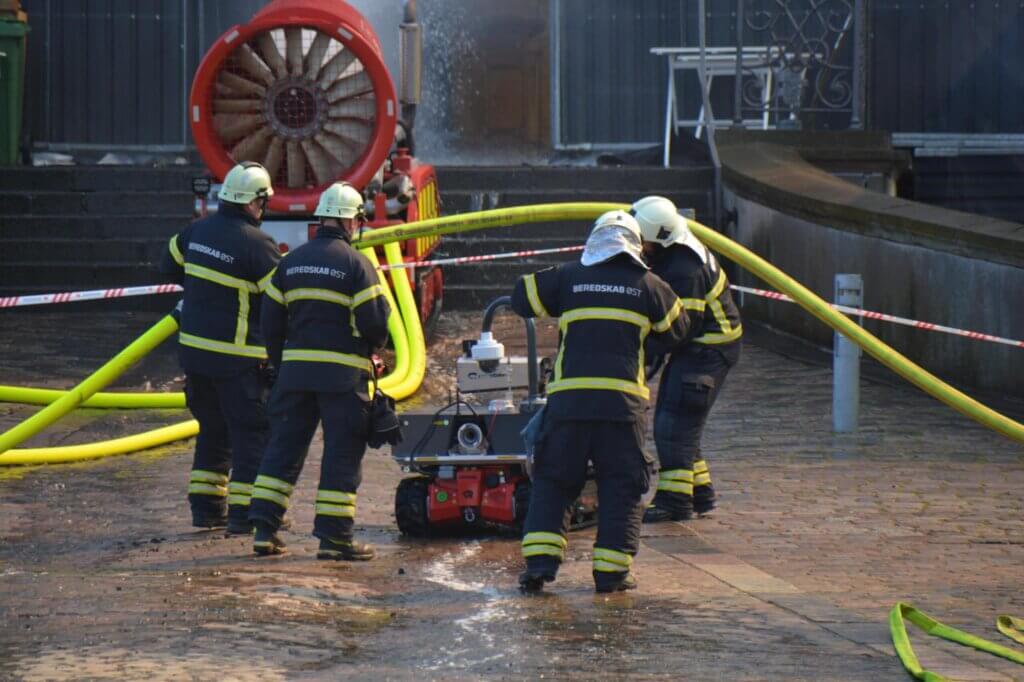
[1,310,1023,681]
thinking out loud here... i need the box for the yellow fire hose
[381,240,427,400]
[890,603,1024,680]
[1,202,1021,468]
[0,420,200,466]
[0,386,185,409]
[359,246,412,393]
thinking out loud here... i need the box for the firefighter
[512,210,688,593]
[631,196,742,522]
[247,182,390,560]
[160,162,280,533]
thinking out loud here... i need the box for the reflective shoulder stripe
[184,263,259,293]
[523,274,550,318]
[257,268,276,293]
[352,284,384,308]
[547,376,650,400]
[560,306,650,332]
[168,235,185,266]
[681,298,707,312]
[281,348,371,371]
[694,325,743,345]
[284,287,352,306]
[652,297,684,333]
[179,332,268,358]
[264,281,285,305]
[706,269,728,302]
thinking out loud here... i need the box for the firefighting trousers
[521,418,654,582]
[247,389,370,542]
[184,367,270,522]
[652,345,734,506]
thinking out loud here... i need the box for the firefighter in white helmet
[631,196,742,522]
[512,210,689,593]
[248,182,391,560]
[160,161,281,534]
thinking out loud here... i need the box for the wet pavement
[1,310,1023,680]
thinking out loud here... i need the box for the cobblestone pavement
[0,311,1022,680]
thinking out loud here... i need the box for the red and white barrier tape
[2,246,1019,350]
[0,283,183,309]
[731,285,1024,349]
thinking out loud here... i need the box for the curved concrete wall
[718,134,1024,396]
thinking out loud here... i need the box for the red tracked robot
[189,0,442,332]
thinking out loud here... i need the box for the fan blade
[235,44,274,86]
[314,132,356,169]
[257,31,288,79]
[213,98,264,114]
[328,97,375,121]
[219,71,266,98]
[326,70,373,103]
[216,114,264,142]
[286,27,304,76]
[323,121,369,152]
[317,48,358,87]
[230,126,273,161]
[304,32,332,82]
[300,139,341,185]
[264,137,284,181]
[286,141,306,188]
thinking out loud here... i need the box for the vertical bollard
[833,274,863,433]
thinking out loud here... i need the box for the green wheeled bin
[0,1,28,165]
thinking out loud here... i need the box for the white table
[650,46,776,167]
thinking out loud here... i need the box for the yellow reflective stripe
[188,482,227,497]
[235,288,250,345]
[694,325,743,345]
[681,297,707,312]
[707,269,728,301]
[594,547,633,567]
[284,287,352,306]
[315,502,356,518]
[257,268,275,292]
[190,470,229,485]
[265,281,285,305]
[523,545,565,559]
[228,494,252,506]
[652,297,684,333]
[657,480,694,494]
[524,274,550,318]
[694,473,712,486]
[659,468,694,482]
[593,559,631,573]
[281,349,371,371]
[523,532,568,549]
[352,284,384,308]
[252,488,289,508]
[168,236,184,266]
[559,306,650,333]
[179,332,268,359]
[316,490,357,504]
[547,377,650,400]
[254,475,294,494]
[708,298,731,334]
[694,460,708,473]
[229,482,254,494]
[184,263,259,293]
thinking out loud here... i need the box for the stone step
[0,215,188,239]
[441,259,576,288]
[443,284,512,310]
[0,191,193,216]
[0,166,202,192]
[435,165,712,192]
[0,238,164,264]
[438,188,711,219]
[0,262,166,289]
[436,236,584,257]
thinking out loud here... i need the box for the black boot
[693,484,716,515]
[317,537,375,561]
[519,570,556,594]
[643,491,692,522]
[594,572,637,593]
[191,508,227,530]
[253,522,286,556]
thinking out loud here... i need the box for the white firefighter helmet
[217,162,274,204]
[581,210,648,269]
[631,195,709,264]
[314,182,364,220]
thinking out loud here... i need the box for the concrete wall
[718,132,1024,396]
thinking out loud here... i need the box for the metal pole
[733,0,744,126]
[850,0,867,129]
[698,0,722,229]
[833,274,863,433]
